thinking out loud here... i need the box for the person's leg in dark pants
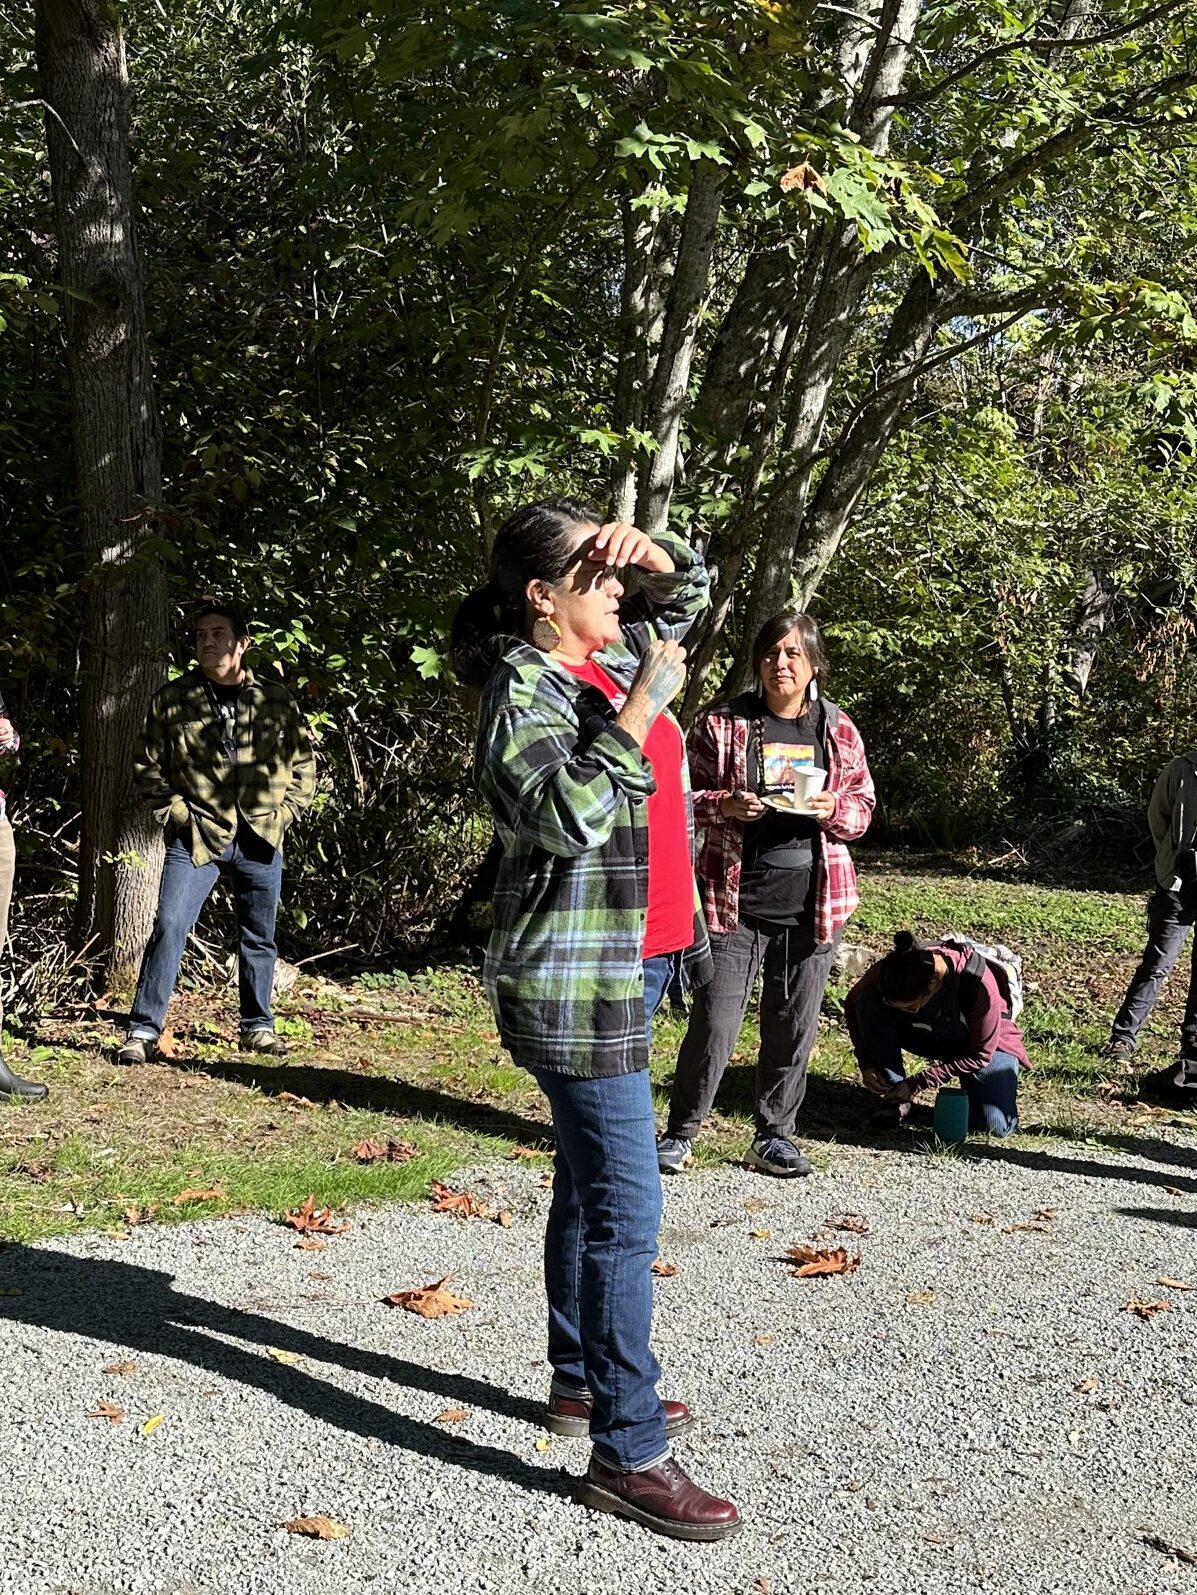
[228,822,283,1038]
[1110,889,1193,1051]
[962,1049,1021,1136]
[755,928,838,1142]
[665,924,762,1142]
[127,834,222,1041]
[530,1066,668,1472]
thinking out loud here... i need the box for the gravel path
[2,1130,1195,1595]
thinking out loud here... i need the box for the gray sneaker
[746,1136,813,1178]
[241,1029,287,1057]
[116,1036,155,1065]
[1173,1058,1197,1092]
[657,1136,694,1175]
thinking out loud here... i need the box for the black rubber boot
[0,1054,49,1103]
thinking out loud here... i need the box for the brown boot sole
[573,1478,742,1541]
[544,1410,694,1440]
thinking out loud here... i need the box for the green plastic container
[933,1087,970,1144]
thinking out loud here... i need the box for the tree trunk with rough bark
[35,0,169,988]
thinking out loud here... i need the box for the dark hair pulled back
[195,600,250,639]
[751,610,829,683]
[450,497,601,689]
[876,930,940,1005]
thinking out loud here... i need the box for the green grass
[0,862,1191,1243]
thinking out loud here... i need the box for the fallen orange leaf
[283,1515,350,1541]
[831,1213,870,1235]
[294,1236,326,1252]
[428,1181,490,1220]
[505,1146,545,1161]
[352,1138,418,1164]
[1126,1298,1170,1320]
[382,1276,475,1319]
[786,1245,861,1278]
[283,1195,350,1235]
[172,1185,225,1206]
[651,1259,678,1277]
[906,1289,936,1306]
[87,1401,124,1424]
[102,1360,137,1376]
[1074,1376,1101,1393]
[435,1407,467,1424]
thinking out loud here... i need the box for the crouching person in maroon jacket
[845,932,1030,1136]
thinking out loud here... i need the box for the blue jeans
[531,1059,668,1473]
[853,990,1021,1137]
[128,821,282,1041]
[1111,888,1197,1057]
[642,952,677,1049]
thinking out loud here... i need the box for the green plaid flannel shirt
[134,667,316,866]
[475,529,711,1078]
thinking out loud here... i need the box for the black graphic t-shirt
[738,703,825,928]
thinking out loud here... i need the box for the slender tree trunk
[609,183,657,521]
[36,0,169,987]
[634,159,725,539]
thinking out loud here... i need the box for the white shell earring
[808,678,820,702]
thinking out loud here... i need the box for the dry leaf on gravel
[749,1228,772,1240]
[282,1195,351,1235]
[651,1259,678,1277]
[970,1212,994,1225]
[786,1245,860,1278]
[1156,1277,1194,1290]
[172,1185,225,1205]
[351,1138,418,1164]
[1125,1298,1170,1320]
[753,1578,774,1595]
[754,1332,777,1346]
[382,1276,475,1318]
[435,1408,467,1424]
[831,1213,870,1235]
[495,1210,513,1228]
[307,1271,332,1282]
[87,1401,124,1424]
[294,1236,326,1252]
[906,1289,936,1306]
[1140,1531,1197,1566]
[284,1516,350,1541]
[1163,1185,1183,1197]
[743,1196,768,1214]
[140,1413,165,1436]
[102,1361,137,1376]
[267,1347,304,1365]
[428,1181,490,1220]
[1002,1221,1050,1234]
[1074,1376,1101,1394]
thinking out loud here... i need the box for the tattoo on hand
[630,642,685,720]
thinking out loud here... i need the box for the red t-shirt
[562,659,694,958]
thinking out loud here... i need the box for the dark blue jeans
[1111,888,1197,1058]
[128,821,282,1041]
[853,989,1021,1137]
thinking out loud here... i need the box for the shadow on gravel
[0,1246,569,1499]
[152,1054,555,1148]
[962,1142,1197,1194]
[1114,1206,1197,1229]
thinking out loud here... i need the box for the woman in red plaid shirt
[658,613,874,1176]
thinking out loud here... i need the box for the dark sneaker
[1173,1058,1197,1092]
[576,1454,741,1542]
[240,1029,287,1057]
[656,1135,694,1175]
[1102,1038,1136,1065]
[545,1389,693,1439]
[0,1055,48,1103]
[745,1136,812,1177]
[116,1037,156,1066]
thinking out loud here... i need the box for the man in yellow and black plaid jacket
[118,601,316,1064]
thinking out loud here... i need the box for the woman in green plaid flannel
[452,499,741,1542]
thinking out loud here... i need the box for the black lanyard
[202,679,239,760]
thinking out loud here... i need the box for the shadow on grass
[0,1245,569,1500]
[158,1053,555,1149]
